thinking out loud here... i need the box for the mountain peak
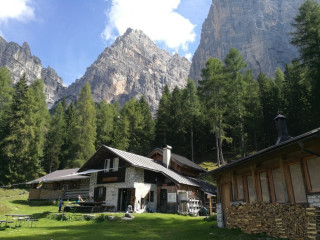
[22,42,31,56]
[64,29,191,114]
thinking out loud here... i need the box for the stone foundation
[216,203,224,228]
[225,202,320,239]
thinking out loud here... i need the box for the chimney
[274,114,291,145]
[163,145,172,168]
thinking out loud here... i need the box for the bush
[204,214,217,222]
[47,213,86,221]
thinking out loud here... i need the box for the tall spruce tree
[224,48,247,156]
[155,85,172,146]
[181,79,201,161]
[290,0,320,127]
[27,79,50,167]
[2,75,45,183]
[198,58,228,166]
[95,100,115,148]
[44,102,66,173]
[72,83,97,167]
[0,67,13,185]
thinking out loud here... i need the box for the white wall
[89,167,157,212]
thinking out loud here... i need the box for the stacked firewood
[225,202,320,239]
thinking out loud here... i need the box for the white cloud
[102,0,196,53]
[184,53,192,61]
[0,0,35,23]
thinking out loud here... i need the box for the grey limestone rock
[64,28,191,114]
[189,0,306,84]
[0,36,66,108]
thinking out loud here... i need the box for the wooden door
[160,189,167,213]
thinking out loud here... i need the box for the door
[118,188,135,211]
[160,189,167,213]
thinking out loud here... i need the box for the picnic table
[4,214,37,227]
[0,219,13,227]
[64,202,114,213]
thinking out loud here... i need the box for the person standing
[58,199,63,213]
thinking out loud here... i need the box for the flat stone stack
[225,202,320,239]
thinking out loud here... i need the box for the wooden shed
[28,168,90,200]
[208,115,320,239]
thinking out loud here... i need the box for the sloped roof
[79,146,199,187]
[207,127,320,176]
[27,168,89,184]
[149,148,206,172]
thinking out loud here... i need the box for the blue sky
[0,0,211,86]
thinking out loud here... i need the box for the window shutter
[113,158,119,171]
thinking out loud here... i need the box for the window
[259,171,270,202]
[306,157,320,191]
[236,176,244,200]
[289,163,307,203]
[272,168,289,203]
[247,175,257,202]
[104,158,119,172]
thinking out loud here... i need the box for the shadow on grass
[11,200,55,206]
[0,214,282,240]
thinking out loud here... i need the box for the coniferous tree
[290,0,320,126]
[283,61,312,136]
[72,83,97,167]
[224,48,247,155]
[95,100,115,148]
[155,85,172,146]
[2,75,44,183]
[44,102,66,173]
[112,103,130,150]
[198,58,228,166]
[0,67,13,185]
[27,79,50,168]
[181,79,201,161]
[60,102,77,168]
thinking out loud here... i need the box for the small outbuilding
[28,168,90,200]
[208,115,320,239]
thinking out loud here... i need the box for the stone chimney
[274,114,291,145]
[163,145,172,168]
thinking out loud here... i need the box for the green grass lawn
[0,189,279,240]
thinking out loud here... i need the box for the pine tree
[27,79,50,167]
[73,83,97,167]
[0,67,13,185]
[95,100,115,148]
[198,58,228,166]
[181,79,201,161]
[283,61,312,136]
[290,0,320,127]
[2,75,45,183]
[224,48,247,156]
[155,85,172,146]
[112,103,130,150]
[44,102,66,173]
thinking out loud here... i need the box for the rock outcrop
[0,36,66,108]
[190,0,305,83]
[64,28,190,113]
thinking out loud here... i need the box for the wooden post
[209,195,212,215]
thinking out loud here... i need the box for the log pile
[225,202,320,239]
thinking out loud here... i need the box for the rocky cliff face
[64,28,190,113]
[0,36,66,108]
[190,0,305,83]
